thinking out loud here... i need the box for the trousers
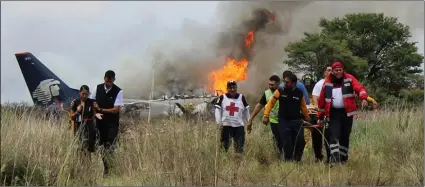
[279,118,305,161]
[310,126,326,160]
[220,126,245,153]
[97,119,119,175]
[324,126,331,162]
[328,108,354,163]
[269,122,283,157]
[75,120,97,153]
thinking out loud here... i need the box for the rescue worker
[183,102,195,114]
[179,102,195,119]
[301,74,316,90]
[263,73,310,162]
[90,70,124,176]
[281,71,313,160]
[70,85,102,160]
[215,80,250,153]
[317,62,369,164]
[300,74,315,148]
[246,75,282,157]
[312,66,333,163]
[313,66,378,163]
[301,73,326,162]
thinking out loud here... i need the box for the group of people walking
[214,61,378,165]
[68,61,378,176]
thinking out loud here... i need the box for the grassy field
[1,102,424,186]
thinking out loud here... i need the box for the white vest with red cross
[220,94,246,127]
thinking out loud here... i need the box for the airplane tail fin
[15,52,79,107]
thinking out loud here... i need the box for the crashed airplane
[15,52,217,119]
[15,8,279,120]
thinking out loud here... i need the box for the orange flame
[245,31,254,48]
[208,58,249,95]
[208,31,255,95]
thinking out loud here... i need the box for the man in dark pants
[317,62,368,165]
[263,73,310,162]
[90,70,123,175]
[302,73,326,162]
[312,66,333,163]
[214,80,250,153]
[246,75,282,157]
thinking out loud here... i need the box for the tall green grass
[1,102,423,186]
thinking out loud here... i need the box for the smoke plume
[117,1,423,99]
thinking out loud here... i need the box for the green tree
[284,12,424,93]
[284,32,367,79]
[406,74,424,89]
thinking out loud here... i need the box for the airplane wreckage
[120,94,219,119]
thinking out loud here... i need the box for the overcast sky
[1,1,220,103]
[1,1,423,104]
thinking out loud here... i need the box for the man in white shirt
[311,66,332,163]
[90,70,124,176]
[215,80,250,153]
[312,66,332,105]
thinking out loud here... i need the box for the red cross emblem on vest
[225,102,239,116]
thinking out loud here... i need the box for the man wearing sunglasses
[263,73,310,162]
[90,70,123,176]
[280,70,310,105]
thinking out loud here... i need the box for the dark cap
[227,80,237,87]
[104,70,115,79]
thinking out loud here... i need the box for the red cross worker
[214,80,250,154]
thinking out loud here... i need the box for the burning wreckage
[208,8,276,95]
[17,8,280,125]
[122,8,277,119]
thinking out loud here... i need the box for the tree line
[283,12,424,105]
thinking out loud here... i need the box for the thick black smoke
[212,1,312,94]
[118,1,311,98]
[215,8,278,61]
[118,1,423,99]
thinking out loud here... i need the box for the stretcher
[303,105,323,150]
[300,105,321,128]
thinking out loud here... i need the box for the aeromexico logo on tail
[32,79,61,105]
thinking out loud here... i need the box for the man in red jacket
[317,61,368,164]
